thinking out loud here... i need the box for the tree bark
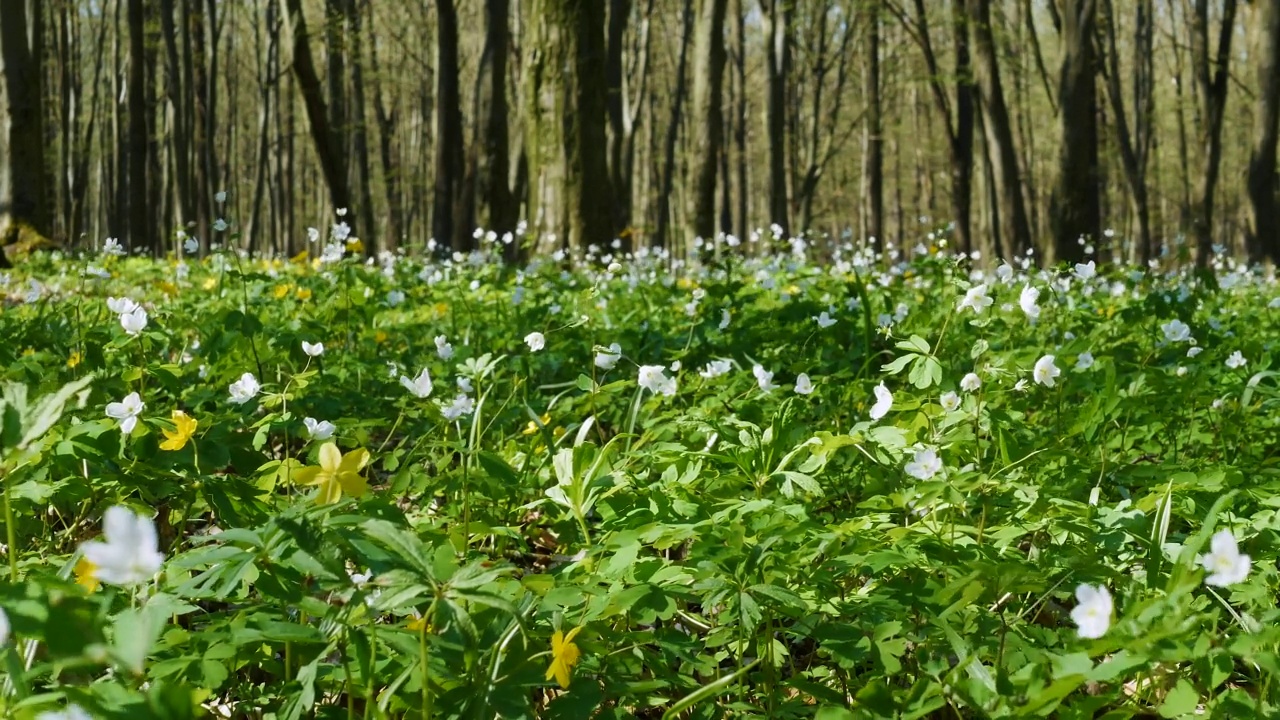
[0,0,51,259]
[863,0,884,247]
[686,0,728,242]
[127,0,153,254]
[653,0,693,249]
[759,0,791,234]
[966,0,1031,259]
[1188,0,1237,267]
[471,0,515,236]
[1100,0,1154,263]
[432,0,468,250]
[1248,0,1280,264]
[1049,0,1099,265]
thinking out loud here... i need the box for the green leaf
[1158,679,1199,718]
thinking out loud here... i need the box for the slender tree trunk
[1248,0,1280,263]
[863,0,884,247]
[686,0,728,242]
[283,0,354,232]
[731,0,747,238]
[366,0,402,249]
[1101,0,1154,263]
[472,0,515,235]
[432,0,467,250]
[606,0,631,230]
[127,0,152,254]
[760,0,791,233]
[1049,0,1099,265]
[0,0,51,260]
[1189,0,1237,267]
[967,0,1031,259]
[654,0,693,249]
[346,0,376,251]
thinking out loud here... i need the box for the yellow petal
[338,447,370,475]
[159,432,184,451]
[318,442,343,472]
[75,557,100,593]
[293,467,324,487]
[314,477,343,504]
[337,471,369,498]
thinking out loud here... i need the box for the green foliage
[0,245,1278,718]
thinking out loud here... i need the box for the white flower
[1075,352,1094,371]
[1198,530,1251,587]
[36,705,93,720]
[456,376,474,394]
[301,341,325,357]
[183,235,199,254]
[1187,346,1203,358]
[1019,285,1041,321]
[870,382,893,420]
[957,284,993,314]
[102,237,125,257]
[1073,261,1096,281]
[794,373,814,395]
[638,365,677,396]
[1225,351,1246,369]
[1033,355,1061,387]
[524,332,546,352]
[1161,319,1192,343]
[386,289,405,307]
[595,343,622,370]
[307,227,321,243]
[213,218,228,232]
[1070,584,1112,639]
[105,392,145,435]
[435,335,454,360]
[719,309,731,329]
[215,190,227,203]
[78,506,165,587]
[400,368,434,398]
[120,307,148,335]
[303,417,336,440]
[440,394,476,421]
[1176,366,1188,377]
[815,311,837,328]
[904,447,942,480]
[996,263,1014,284]
[753,365,778,393]
[699,359,733,379]
[228,372,261,404]
[107,296,139,315]
[0,606,9,646]
[960,373,982,392]
[332,221,351,242]
[939,391,960,412]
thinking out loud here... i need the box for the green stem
[3,467,16,582]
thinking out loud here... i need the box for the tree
[759,0,792,233]
[1049,0,1100,265]
[862,0,884,247]
[1247,0,1280,264]
[1099,0,1155,262]
[470,0,515,236]
[1187,0,1237,267]
[432,0,468,251]
[126,0,153,254]
[0,0,50,263]
[686,0,728,242]
[967,0,1031,259]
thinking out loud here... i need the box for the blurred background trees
[1,0,1277,265]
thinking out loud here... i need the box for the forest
[1,0,1278,268]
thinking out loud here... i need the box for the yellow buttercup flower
[75,556,100,593]
[294,442,371,504]
[296,287,312,301]
[272,284,292,299]
[545,627,583,689]
[406,615,431,633]
[346,238,364,254]
[523,413,551,436]
[67,350,82,368]
[159,280,179,296]
[202,277,218,290]
[160,410,198,451]
[374,330,388,345]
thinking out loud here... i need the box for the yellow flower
[159,280,179,296]
[296,287,312,301]
[21,347,34,357]
[67,350,82,368]
[290,250,310,264]
[160,410,198,451]
[346,238,365,254]
[523,413,551,436]
[407,615,431,633]
[294,442,371,504]
[432,302,449,318]
[272,284,292,299]
[374,330,388,345]
[545,627,583,689]
[75,556,100,593]
[202,277,218,290]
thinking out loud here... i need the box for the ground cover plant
[1,228,1279,719]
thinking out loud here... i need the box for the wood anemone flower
[294,442,371,504]
[159,410,198,451]
[545,626,583,690]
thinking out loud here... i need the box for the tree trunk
[1049,0,1099,265]
[283,0,354,233]
[0,0,51,259]
[686,0,728,242]
[366,0,402,249]
[127,0,153,254]
[346,0,376,252]
[1189,0,1237,267]
[863,0,884,247]
[433,0,468,251]
[1100,0,1154,263]
[472,0,515,236]
[1247,0,1280,264]
[760,0,791,234]
[967,0,1031,259]
[653,0,693,250]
